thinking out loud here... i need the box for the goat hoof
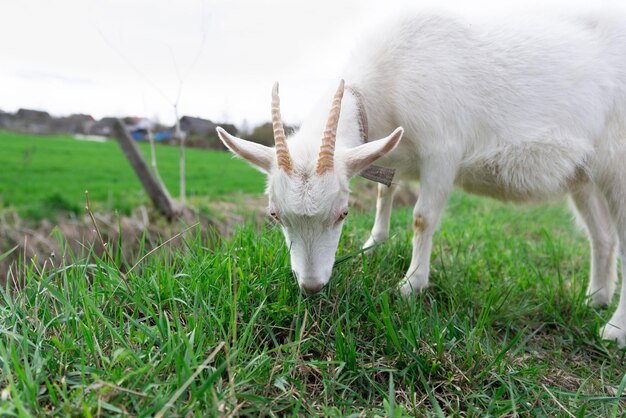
[362,236,385,254]
[398,277,428,296]
[601,323,626,348]
[587,286,614,308]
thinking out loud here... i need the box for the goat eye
[338,211,348,222]
[270,211,280,222]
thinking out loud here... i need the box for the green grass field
[0,131,264,220]
[1,132,626,416]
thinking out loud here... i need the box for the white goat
[217,12,626,345]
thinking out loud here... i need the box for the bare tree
[147,125,167,191]
[95,3,208,218]
[173,104,186,206]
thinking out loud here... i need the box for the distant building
[172,116,237,149]
[16,108,51,122]
[52,114,95,134]
[0,110,11,129]
[0,109,96,135]
[178,116,215,136]
[154,130,173,141]
[14,108,52,134]
[178,116,238,137]
[88,117,117,136]
[123,116,154,141]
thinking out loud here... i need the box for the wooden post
[111,119,180,220]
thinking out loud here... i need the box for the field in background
[1,131,626,415]
[0,131,265,220]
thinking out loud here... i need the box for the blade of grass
[154,341,225,418]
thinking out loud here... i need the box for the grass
[1,189,626,416]
[0,131,264,220]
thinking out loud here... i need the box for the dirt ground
[0,206,213,286]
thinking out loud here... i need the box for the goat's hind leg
[598,174,626,346]
[570,183,618,307]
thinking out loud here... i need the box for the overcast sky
[2,0,624,129]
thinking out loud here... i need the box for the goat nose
[300,282,324,295]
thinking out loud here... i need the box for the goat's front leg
[399,158,455,295]
[363,183,398,250]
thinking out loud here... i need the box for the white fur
[219,12,626,345]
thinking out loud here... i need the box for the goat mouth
[299,283,325,296]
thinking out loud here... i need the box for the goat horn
[272,82,292,174]
[316,79,345,175]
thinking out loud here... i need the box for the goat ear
[216,127,274,173]
[344,127,403,177]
